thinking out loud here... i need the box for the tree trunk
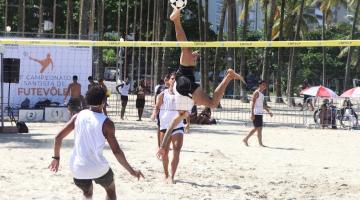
[213,0,227,90]
[204,0,209,93]
[124,0,130,79]
[322,12,326,85]
[38,0,44,35]
[227,0,236,98]
[18,0,25,36]
[79,0,91,39]
[150,0,158,91]
[198,0,204,89]
[262,0,276,99]
[287,0,305,106]
[131,0,138,86]
[344,0,360,91]
[144,0,151,88]
[88,0,95,38]
[161,2,172,77]
[154,0,164,83]
[66,0,73,38]
[138,0,144,86]
[239,0,249,103]
[275,0,285,103]
[96,0,104,79]
[117,0,121,33]
[52,0,57,38]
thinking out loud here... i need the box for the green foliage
[102,48,116,66]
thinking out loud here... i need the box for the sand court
[0,120,359,199]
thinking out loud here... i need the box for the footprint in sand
[209,149,229,159]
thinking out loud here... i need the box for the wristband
[52,156,60,160]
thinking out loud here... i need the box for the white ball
[170,0,187,10]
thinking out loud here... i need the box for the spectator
[116,78,131,120]
[98,79,109,116]
[135,80,146,121]
[300,79,314,111]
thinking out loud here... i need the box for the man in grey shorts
[49,86,144,199]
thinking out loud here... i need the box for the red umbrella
[340,87,360,98]
[301,86,338,98]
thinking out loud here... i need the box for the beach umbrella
[340,87,360,98]
[302,86,338,98]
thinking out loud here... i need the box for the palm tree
[262,0,276,95]
[275,0,286,103]
[124,0,130,79]
[344,0,360,90]
[18,0,25,37]
[4,0,8,33]
[198,0,204,89]
[204,0,209,93]
[239,0,250,102]
[144,0,151,86]
[313,0,346,86]
[227,0,237,97]
[88,0,95,38]
[97,0,105,78]
[79,0,91,39]
[117,0,121,33]
[65,0,73,38]
[213,0,228,89]
[287,0,306,106]
[130,0,138,85]
[161,1,172,77]
[137,0,144,86]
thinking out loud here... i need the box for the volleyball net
[0,39,359,127]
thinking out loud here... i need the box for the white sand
[0,120,360,200]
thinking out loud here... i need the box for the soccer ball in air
[170,0,187,10]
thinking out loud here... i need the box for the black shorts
[121,95,128,102]
[253,115,263,128]
[175,65,200,97]
[136,99,145,109]
[73,168,114,192]
[160,127,185,135]
[68,98,81,111]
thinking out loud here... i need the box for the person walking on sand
[49,85,144,200]
[243,80,273,147]
[116,78,131,120]
[135,80,147,121]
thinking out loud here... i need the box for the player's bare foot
[243,139,249,146]
[225,69,246,84]
[259,144,266,147]
[170,8,181,22]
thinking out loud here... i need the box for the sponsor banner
[1,44,92,106]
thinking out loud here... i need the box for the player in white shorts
[152,73,189,184]
[157,8,246,160]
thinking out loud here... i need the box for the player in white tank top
[151,73,188,184]
[49,86,144,199]
[243,80,273,147]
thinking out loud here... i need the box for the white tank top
[253,90,264,115]
[120,83,130,96]
[70,110,110,179]
[159,89,184,130]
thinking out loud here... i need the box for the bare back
[68,83,82,98]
